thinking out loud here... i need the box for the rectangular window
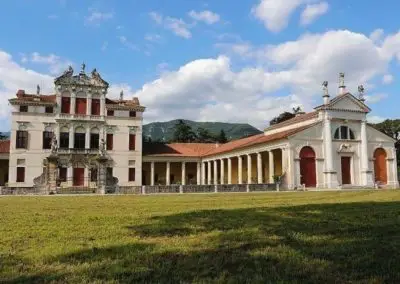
[129,111,136,117]
[74,133,85,149]
[45,106,53,113]
[91,99,100,115]
[42,131,53,149]
[129,168,136,181]
[90,168,98,182]
[340,126,348,140]
[107,110,114,116]
[59,132,69,148]
[16,130,28,149]
[61,97,70,114]
[20,105,28,112]
[75,98,87,115]
[59,167,67,182]
[129,134,136,151]
[106,133,113,150]
[107,167,113,177]
[90,133,99,149]
[16,167,25,182]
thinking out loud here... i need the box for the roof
[54,66,109,88]
[264,111,319,131]
[9,91,56,105]
[314,92,371,113]
[0,140,10,153]
[106,97,145,111]
[143,142,216,157]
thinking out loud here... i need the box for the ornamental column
[100,97,105,116]
[238,156,243,184]
[201,162,206,185]
[150,162,155,186]
[227,158,232,184]
[69,125,74,149]
[257,152,263,184]
[207,161,212,185]
[361,119,374,186]
[220,159,225,184]
[247,154,252,184]
[196,162,201,185]
[85,126,90,149]
[87,93,92,115]
[213,160,218,185]
[166,162,171,185]
[269,150,275,183]
[70,93,76,115]
[181,162,186,185]
[323,112,338,188]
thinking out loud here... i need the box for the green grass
[1,191,400,283]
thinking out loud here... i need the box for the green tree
[196,127,215,143]
[217,129,228,143]
[172,120,197,142]
[0,132,8,140]
[372,119,400,167]
[269,112,296,126]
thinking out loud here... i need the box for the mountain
[143,119,262,142]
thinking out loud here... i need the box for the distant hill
[143,119,262,142]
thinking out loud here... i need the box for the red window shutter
[16,167,25,182]
[61,97,70,114]
[91,99,100,115]
[129,134,136,150]
[129,168,135,181]
[75,98,87,115]
[106,134,113,150]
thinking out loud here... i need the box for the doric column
[196,162,201,185]
[201,162,206,185]
[181,162,186,185]
[323,112,338,188]
[247,154,252,184]
[220,159,225,184]
[238,156,243,184]
[166,162,171,185]
[269,151,275,183]
[150,162,155,186]
[213,160,218,185]
[361,120,374,186]
[70,93,76,115]
[227,158,232,184]
[100,97,105,116]
[69,125,74,148]
[207,161,211,185]
[87,93,92,115]
[257,152,263,184]
[85,126,90,149]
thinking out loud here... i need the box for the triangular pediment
[315,93,371,113]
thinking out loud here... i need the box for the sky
[1,0,400,131]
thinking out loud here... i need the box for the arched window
[90,127,100,149]
[60,126,69,148]
[74,127,86,149]
[334,126,355,140]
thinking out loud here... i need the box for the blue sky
[0,0,400,130]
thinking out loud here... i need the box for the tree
[269,112,295,126]
[217,129,228,143]
[196,127,215,143]
[372,119,400,167]
[0,132,8,140]
[172,120,197,142]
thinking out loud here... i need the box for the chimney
[338,72,346,95]
[16,90,25,98]
[322,81,329,105]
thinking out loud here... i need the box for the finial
[36,84,40,95]
[322,81,329,97]
[120,90,124,101]
[81,62,86,73]
[338,72,346,95]
[358,85,365,102]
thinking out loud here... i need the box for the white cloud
[382,74,393,84]
[118,36,139,51]
[188,10,220,24]
[370,28,384,43]
[145,34,162,42]
[84,9,113,26]
[26,52,73,75]
[365,93,388,104]
[149,12,192,39]
[300,2,329,26]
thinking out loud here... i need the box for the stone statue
[99,138,106,156]
[81,62,86,73]
[339,72,345,87]
[36,84,40,95]
[51,135,58,154]
[120,90,124,101]
[322,81,329,96]
[358,84,365,94]
[63,65,74,77]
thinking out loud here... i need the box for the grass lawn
[1,191,400,283]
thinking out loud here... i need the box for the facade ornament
[338,143,353,153]
[51,135,58,154]
[358,85,365,102]
[120,90,124,101]
[36,84,40,95]
[99,138,106,156]
[322,81,329,96]
[81,62,86,73]
[64,66,74,77]
[338,72,346,95]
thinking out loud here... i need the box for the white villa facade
[1,69,398,192]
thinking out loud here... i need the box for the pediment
[315,93,371,113]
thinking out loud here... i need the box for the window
[129,111,136,117]
[16,130,28,149]
[90,168,98,182]
[107,167,113,177]
[74,133,85,149]
[129,168,135,181]
[107,110,114,116]
[75,98,87,115]
[61,97,70,114]
[45,106,53,113]
[90,133,99,149]
[20,105,28,112]
[129,134,136,151]
[60,132,69,148]
[91,99,100,115]
[106,133,113,150]
[59,167,67,182]
[334,126,355,140]
[16,167,25,182]
[42,131,53,149]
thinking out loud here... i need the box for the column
[56,94,62,113]
[100,97,105,116]
[247,154,252,184]
[238,156,243,184]
[84,167,89,186]
[361,120,374,186]
[150,162,155,186]
[220,159,225,185]
[85,126,90,149]
[55,124,60,143]
[269,151,275,183]
[69,126,74,148]
[67,167,72,185]
[201,162,206,185]
[281,148,288,188]
[166,162,170,185]
[207,161,211,185]
[87,94,92,115]
[196,162,201,185]
[257,152,263,184]
[323,113,338,188]
[213,160,218,185]
[227,158,232,184]
[181,162,186,185]
[70,93,76,115]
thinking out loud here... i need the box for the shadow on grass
[5,201,400,283]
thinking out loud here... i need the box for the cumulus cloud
[22,52,73,75]
[188,10,220,24]
[370,28,384,43]
[382,74,393,84]
[84,9,113,26]
[300,2,329,26]
[149,12,192,39]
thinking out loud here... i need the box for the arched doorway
[300,146,317,187]
[374,148,387,185]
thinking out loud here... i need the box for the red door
[300,147,317,187]
[73,168,84,186]
[341,157,351,185]
[374,148,387,184]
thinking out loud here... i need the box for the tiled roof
[314,93,371,112]
[10,90,56,105]
[263,111,318,131]
[106,97,145,111]
[143,142,217,157]
[0,140,10,153]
